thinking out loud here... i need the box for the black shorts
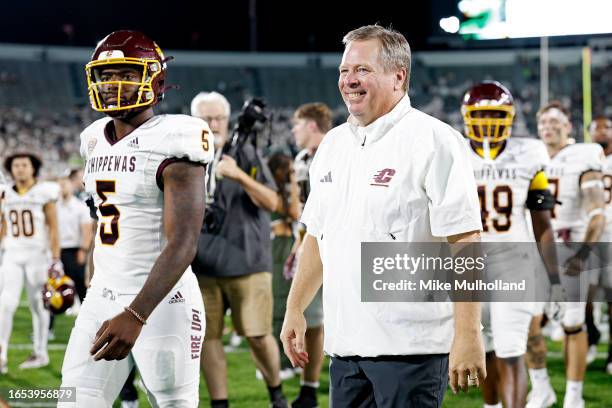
[329,354,449,408]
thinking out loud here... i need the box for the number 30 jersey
[80,114,214,293]
[2,181,59,252]
[546,143,604,242]
[469,137,550,242]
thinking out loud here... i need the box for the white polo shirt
[57,195,92,249]
[301,95,482,357]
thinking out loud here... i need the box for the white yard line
[8,344,67,351]
[6,343,608,359]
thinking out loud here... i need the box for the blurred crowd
[0,106,99,177]
[1,57,611,176]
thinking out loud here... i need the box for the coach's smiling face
[339,39,405,127]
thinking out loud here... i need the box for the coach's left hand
[449,330,486,393]
[90,311,143,361]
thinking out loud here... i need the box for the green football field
[0,297,610,407]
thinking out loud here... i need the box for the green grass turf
[1,296,611,407]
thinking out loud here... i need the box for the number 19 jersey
[80,114,214,293]
[469,137,550,242]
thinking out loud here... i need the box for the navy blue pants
[329,354,449,408]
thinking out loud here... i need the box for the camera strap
[206,148,224,204]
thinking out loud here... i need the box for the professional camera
[226,97,270,153]
[236,98,268,134]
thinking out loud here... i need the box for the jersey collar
[347,94,412,147]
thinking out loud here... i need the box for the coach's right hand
[90,311,143,361]
[280,308,309,368]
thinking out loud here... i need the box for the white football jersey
[600,154,612,240]
[470,138,550,242]
[80,114,214,293]
[2,181,59,251]
[546,143,604,241]
[0,172,6,213]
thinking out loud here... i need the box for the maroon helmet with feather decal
[86,30,168,116]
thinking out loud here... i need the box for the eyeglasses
[201,115,229,123]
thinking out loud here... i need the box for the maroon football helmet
[42,275,76,314]
[461,81,515,144]
[86,30,167,116]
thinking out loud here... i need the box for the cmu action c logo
[371,168,396,187]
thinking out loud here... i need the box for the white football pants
[59,272,204,408]
[0,248,50,361]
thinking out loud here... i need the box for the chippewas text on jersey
[86,155,136,174]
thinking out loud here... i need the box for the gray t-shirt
[193,142,277,277]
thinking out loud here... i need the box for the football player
[462,81,558,408]
[589,115,612,375]
[527,102,606,408]
[0,153,61,373]
[58,31,212,407]
[0,170,6,368]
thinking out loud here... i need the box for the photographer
[191,92,288,408]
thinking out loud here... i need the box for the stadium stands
[1,43,611,176]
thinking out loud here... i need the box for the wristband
[575,245,592,261]
[548,273,561,285]
[124,306,147,325]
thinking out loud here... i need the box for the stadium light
[440,16,460,34]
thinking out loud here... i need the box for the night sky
[0,0,458,51]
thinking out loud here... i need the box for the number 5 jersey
[80,114,214,293]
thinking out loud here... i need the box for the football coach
[280,25,486,407]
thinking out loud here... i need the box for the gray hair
[342,25,411,92]
[190,91,231,117]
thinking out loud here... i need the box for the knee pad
[563,324,585,336]
[562,306,586,328]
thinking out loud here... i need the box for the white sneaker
[563,395,585,408]
[526,383,557,408]
[120,401,139,408]
[606,360,612,375]
[256,368,295,381]
[0,359,7,375]
[18,354,49,370]
[280,368,295,380]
